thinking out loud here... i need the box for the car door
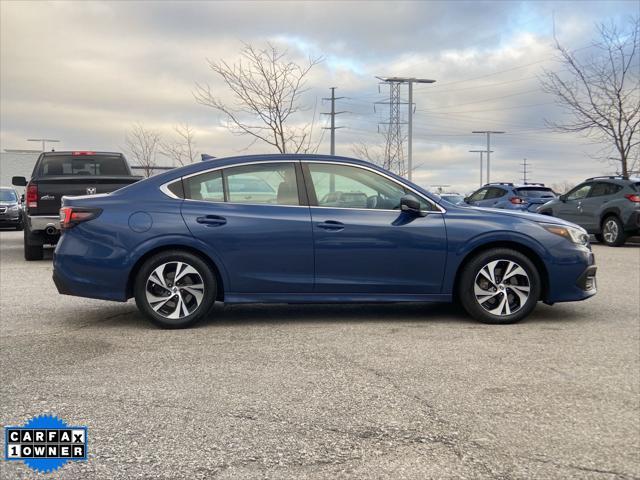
[556,183,592,225]
[180,161,314,294]
[303,162,447,294]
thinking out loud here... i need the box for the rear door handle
[317,220,344,231]
[196,215,227,227]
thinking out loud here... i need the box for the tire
[15,222,24,231]
[134,250,216,329]
[23,227,43,261]
[458,248,541,325]
[600,216,626,247]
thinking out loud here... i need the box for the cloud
[1,0,637,193]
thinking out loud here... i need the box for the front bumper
[545,246,597,303]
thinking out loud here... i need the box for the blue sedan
[53,155,597,328]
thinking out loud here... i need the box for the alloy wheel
[474,259,531,316]
[145,261,205,319]
[603,219,619,244]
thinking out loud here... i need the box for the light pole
[472,131,504,183]
[469,149,493,186]
[27,138,60,152]
[376,77,435,181]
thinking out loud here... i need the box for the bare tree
[160,123,198,166]
[194,43,322,154]
[125,123,162,178]
[541,17,640,177]
[352,129,417,177]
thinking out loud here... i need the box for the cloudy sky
[1,0,637,192]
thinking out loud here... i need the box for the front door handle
[196,215,227,227]
[317,220,344,231]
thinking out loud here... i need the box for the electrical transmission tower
[521,158,531,184]
[375,77,435,179]
[321,87,345,155]
[375,80,407,175]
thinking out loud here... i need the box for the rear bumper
[27,215,60,233]
[623,210,640,233]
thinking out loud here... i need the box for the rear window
[514,187,556,198]
[38,155,129,176]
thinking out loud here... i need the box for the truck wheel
[23,227,44,261]
[601,216,626,247]
[458,248,541,324]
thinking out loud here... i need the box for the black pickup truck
[12,151,141,260]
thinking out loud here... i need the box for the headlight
[542,223,589,245]
[9,205,20,212]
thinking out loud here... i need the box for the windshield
[0,189,17,202]
[39,155,129,176]
[514,187,556,198]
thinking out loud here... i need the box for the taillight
[510,196,525,204]
[59,207,101,229]
[26,183,38,208]
[71,151,96,156]
[624,193,640,203]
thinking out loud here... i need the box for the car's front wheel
[458,248,541,324]
[134,250,216,328]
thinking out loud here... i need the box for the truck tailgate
[33,176,139,215]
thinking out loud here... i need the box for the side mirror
[12,176,27,187]
[20,194,25,204]
[464,196,471,204]
[559,194,567,202]
[400,194,425,216]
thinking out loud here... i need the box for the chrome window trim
[159,159,446,213]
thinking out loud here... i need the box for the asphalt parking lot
[0,230,638,479]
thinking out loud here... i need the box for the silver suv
[537,176,640,246]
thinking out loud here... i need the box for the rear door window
[39,154,129,176]
[588,182,620,197]
[485,187,507,199]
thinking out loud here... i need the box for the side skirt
[223,293,452,304]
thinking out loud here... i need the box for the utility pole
[321,87,345,155]
[469,149,493,186]
[472,131,504,183]
[521,158,531,184]
[376,77,435,180]
[27,138,60,151]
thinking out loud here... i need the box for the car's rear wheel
[458,248,541,324]
[134,250,216,328]
[601,216,626,247]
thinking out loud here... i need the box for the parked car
[53,154,596,328]
[465,183,557,212]
[537,176,640,246]
[12,151,142,260]
[0,186,23,230]
[437,192,466,205]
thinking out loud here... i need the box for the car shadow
[66,300,588,331]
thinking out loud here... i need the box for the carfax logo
[4,414,88,473]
